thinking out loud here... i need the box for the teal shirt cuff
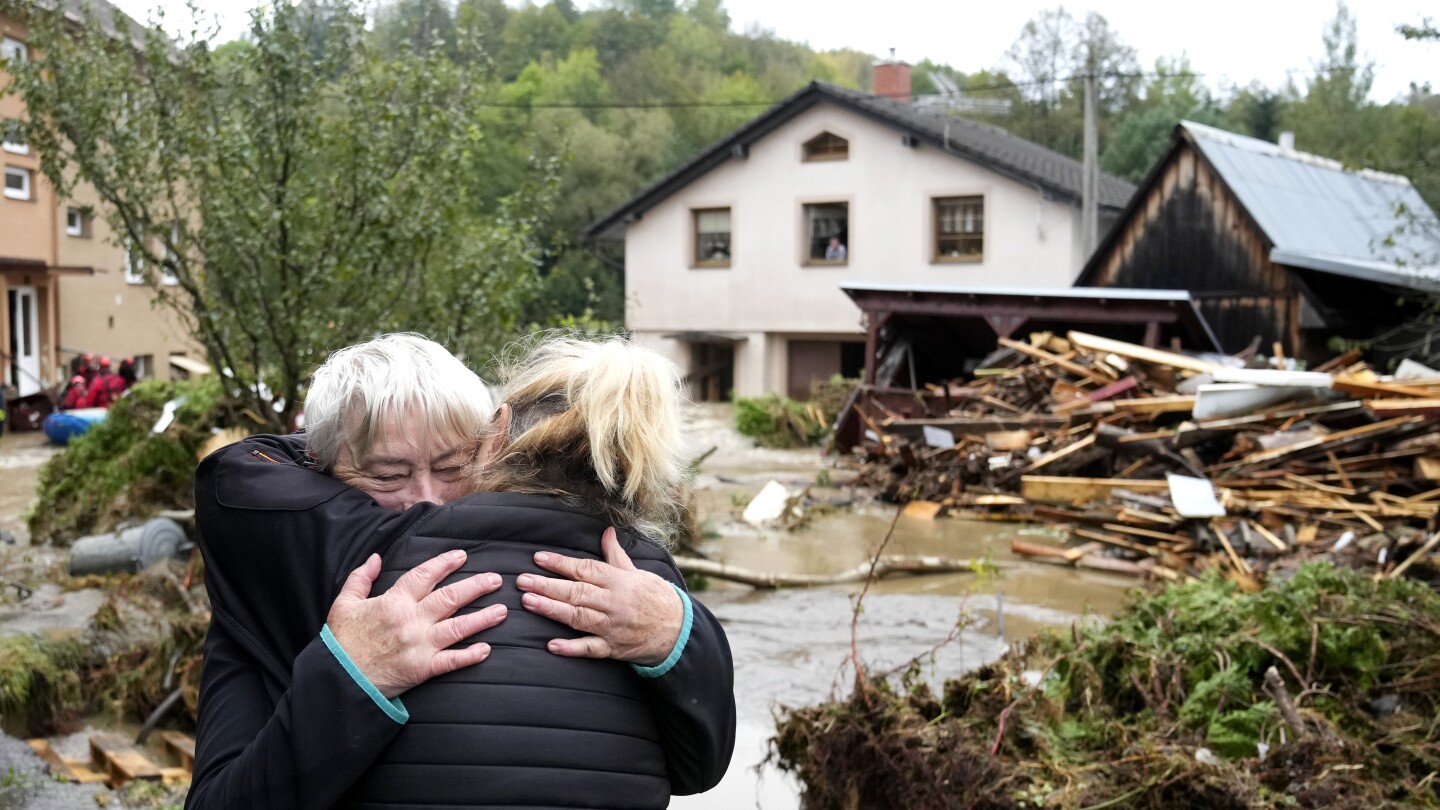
[320,623,409,724]
[631,583,693,679]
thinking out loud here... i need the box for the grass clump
[0,635,90,736]
[28,378,227,545]
[771,562,1440,809]
[734,377,856,449]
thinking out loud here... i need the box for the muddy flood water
[673,406,1133,809]
[0,407,1137,809]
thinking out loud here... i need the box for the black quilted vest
[339,492,679,810]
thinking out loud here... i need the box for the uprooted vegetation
[735,377,856,449]
[28,378,232,546]
[0,561,206,737]
[770,563,1440,809]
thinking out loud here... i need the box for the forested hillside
[283,1,1440,324]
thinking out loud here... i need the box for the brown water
[672,406,1135,809]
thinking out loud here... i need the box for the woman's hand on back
[327,551,508,698]
[516,528,683,667]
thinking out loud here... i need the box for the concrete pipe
[68,518,187,576]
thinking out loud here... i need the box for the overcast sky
[110,0,1439,102]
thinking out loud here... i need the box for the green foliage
[735,377,856,449]
[2,0,550,431]
[27,379,226,545]
[734,394,823,449]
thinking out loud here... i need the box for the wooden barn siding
[1089,146,1300,354]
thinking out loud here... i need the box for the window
[934,196,984,262]
[65,207,91,237]
[803,132,849,162]
[804,202,848,264]
[161,222,179,284]
[0,37,26,64]
[123,238,145,284]
[3,166,29,200]
[692,208,731,267]
[133,354,154,380]
[1,119,25,155]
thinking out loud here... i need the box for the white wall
[622,100,1089,396]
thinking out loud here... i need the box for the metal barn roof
[1182,120,1440,288]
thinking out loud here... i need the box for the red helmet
[82,353,94,362]
[98,356,111,368]
[70,375,84,385]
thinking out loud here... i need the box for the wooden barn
[1075,122,1440,362]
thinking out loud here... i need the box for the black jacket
[188,434,736,810]
[345,493,718,809]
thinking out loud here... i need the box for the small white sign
[1166,473,1225,518]
[922,425,956,449]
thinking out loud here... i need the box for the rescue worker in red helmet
[81,357,128,409]
[61,376,88,410]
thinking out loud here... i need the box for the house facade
[1077,121,1440,361]
[1,4,195,408]
[590,78,1134,400]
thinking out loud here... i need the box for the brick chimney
[873,50,911,102]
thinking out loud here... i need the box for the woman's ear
[476,403,511,467]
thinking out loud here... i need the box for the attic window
[803,132,848,162]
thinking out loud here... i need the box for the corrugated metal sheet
[1183,121,1440,286]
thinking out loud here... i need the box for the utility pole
[1081,71,1099,257]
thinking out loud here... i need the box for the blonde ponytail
[476,335,690,544]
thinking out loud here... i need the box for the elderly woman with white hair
[190,334,735,809]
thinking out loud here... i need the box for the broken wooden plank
[27,740,108,785]
[1386,531,1440,580]
[1110,396,1197,414]
[1073,528,1164,558]
[1018,434,1098,474]
[89,734,162,787]
[1282,472,1357,497]
[1332,376,1439,400]
[1246,521,1288,552]
[1223,416,1421,470]
[996,337,1112,385]
[1021,476,1170,504]
[1067,331,1220,374]
[1053,376,1139,412]
[983,430,1032,452]
[1364,398,1440,416]
[1215,527,1254,575]
[902,500,944,520]
[158,731,195,772]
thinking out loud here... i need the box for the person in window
[825,236,847,261]
[189,333,734,809]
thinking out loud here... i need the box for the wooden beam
[1067,331,1220,374]
[1021,476,1170,504]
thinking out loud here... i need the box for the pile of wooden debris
[846,332,1440,585]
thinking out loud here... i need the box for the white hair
[305,333,496,470]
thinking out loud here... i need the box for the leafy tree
[1102,56,1221,182]
[455,0,511,69]
[498,2,574,80]
[1224,82,1285,142]
[2,0,547,429]
[1283,2,1380,162]
[371,0,457,58]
